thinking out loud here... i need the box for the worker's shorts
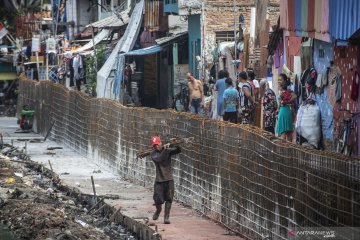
[153,180,174,205]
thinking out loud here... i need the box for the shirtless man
[187,73,204,114]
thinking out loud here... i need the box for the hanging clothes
[69,57,74,87]
[299,67,317,103]
[335,74,342,103]
[351,70,359,101]
[327,65,341,104]
[73,55,80,80]
[72,54,83,81]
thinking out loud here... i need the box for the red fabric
[288,0,296,31]
[307,0,315,32]
[351,71,359,101]
[20,116,25,129]
[280,90,292,105]
[285,36,302,71]
[151,136,161,146]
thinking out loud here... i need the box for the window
[178,41,188,65]
[215,31,236,43]
[318,49,325,58]
[165,0,178,4]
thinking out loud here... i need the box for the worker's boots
[164,202,172,224]
[153,205,162,220]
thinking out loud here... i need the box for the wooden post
[48,160,54,172]
[46,52,49,80]
[91,176,97,204]
[35,51,40,81]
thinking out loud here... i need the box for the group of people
[186,70,298,142]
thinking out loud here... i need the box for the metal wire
[18,78,360,240]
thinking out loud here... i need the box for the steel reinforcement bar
[18,78,360,240]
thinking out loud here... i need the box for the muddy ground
[0,146,137,240]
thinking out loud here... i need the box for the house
[97,0,189,110]
[275,0,360,155]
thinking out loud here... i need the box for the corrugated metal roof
[155,31,187,46]
[87,9,130,28]
[329,0,360,41]
[97,0,144,99]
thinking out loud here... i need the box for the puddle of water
[0,223,16,240]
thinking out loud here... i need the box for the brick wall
[202,0,280,74]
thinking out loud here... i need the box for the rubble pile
[0,146,137,240]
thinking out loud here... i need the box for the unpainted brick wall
[202,0,280,66]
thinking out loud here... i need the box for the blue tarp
[125,45,162,56]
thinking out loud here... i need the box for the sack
[295,102,321,148]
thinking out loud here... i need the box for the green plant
[85,44,106,97]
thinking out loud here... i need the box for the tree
[85,44,107,97]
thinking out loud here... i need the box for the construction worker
[150,136,181,224]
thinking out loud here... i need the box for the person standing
[238,71,256,124]
[215,70,229,120]
[222,78,239,123]
[276,74,297,141]
[247,70,258,96]
[150,136,181,224]
[260,79,277,134]
[187,73,204,114]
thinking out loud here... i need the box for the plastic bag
[295,102,321,148]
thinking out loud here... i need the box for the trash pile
[0,145,138,240]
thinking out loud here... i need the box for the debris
[4,177,15,184]
[46,151,56,156]
[92,169,102,174]
[109,207,122,222]
[75,219,88,228]
[48,160,54,174]
[46,147,63,150]
[91,204,106,216]
[64,200,75,206]
[46,188,54,194]
[0,146,138,240]
[0,168,13,176]
[14,172,23,178]
[87,198,104,213]
[91,176,97,204]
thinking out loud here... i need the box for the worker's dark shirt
[150,146,181,182]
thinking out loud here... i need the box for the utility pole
[91,25,97,70]
[233,0,237,75]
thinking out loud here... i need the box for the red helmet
[151,136,161,146]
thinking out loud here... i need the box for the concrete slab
[0,117,242,240]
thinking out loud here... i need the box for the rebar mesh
[18,78,360,240]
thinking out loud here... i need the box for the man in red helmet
[150,136,181,224]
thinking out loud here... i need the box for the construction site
[1,0,360,239]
